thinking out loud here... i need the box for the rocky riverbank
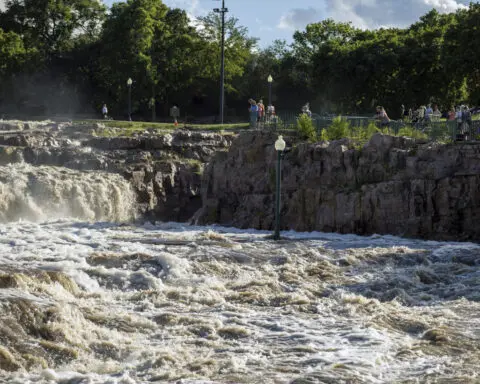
[2,120,480,241]
[0,120,232,222]
[198,131,480,241]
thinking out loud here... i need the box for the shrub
[319,128,329,142]
[324,116,350,140]
[352,121,378,141]
[378,126,395,135]
[296,113,317,142]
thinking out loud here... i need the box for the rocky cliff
[0,121,232,222]
[198,131,480,241]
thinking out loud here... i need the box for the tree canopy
[0,1,478,120]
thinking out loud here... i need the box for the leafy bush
[352,121,378,141]
[323,116,350,140]
[378,125,395,135]
[319,128,329,142]
[296,113,317,142]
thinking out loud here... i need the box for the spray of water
[0,164,137,222]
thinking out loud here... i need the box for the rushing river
[0,165,479,383]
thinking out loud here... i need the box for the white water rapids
[0,164,136,223]
[0,164,479,383]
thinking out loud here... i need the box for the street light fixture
[273,135,286,240]
[213,0,228,125]
[127,78,133,121]
[267,75,273,109]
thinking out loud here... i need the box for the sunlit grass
[74,120,248,131]
[72,120,249,137]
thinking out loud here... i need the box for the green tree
[195,12,257,113]
[443,4,480,105]
[0,28,39,111]
[0,0,106,56]
[96,0,169,117]
[0,28,31,76]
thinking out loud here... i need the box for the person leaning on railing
[375,106,390,127]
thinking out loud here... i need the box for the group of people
[248,99,276,128]
[400,103,474,138]
[401,104,443,123]
[451,105,473,140]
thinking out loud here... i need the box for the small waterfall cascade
[0,163,137,222]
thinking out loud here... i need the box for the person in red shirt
[257,99,265,122]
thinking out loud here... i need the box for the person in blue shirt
[248,99,259,129]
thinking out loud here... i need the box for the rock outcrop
[0,121,232,222]
[3,120,480,240]
[198,131,480,241]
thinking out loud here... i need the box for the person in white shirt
[267,104,275,123]
[102,104,108,119]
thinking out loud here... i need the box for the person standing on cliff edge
[102,103,108,119]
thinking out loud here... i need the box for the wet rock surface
[0,121,233,222]
[199,131,480,241]
[3,120,480,240]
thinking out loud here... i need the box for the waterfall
[0,164,137,222]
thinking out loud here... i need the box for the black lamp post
[268,74,273,108]
[273,135,286,240]
[127,78,133,121]
[214,0,228,125]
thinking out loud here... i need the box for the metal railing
[259,112,480,142]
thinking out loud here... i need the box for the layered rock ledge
[0,121,232,222]
[198,131,480,241]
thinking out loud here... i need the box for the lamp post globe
[127,78,133,121]
[273,135,285,240]
[275,135,285,151]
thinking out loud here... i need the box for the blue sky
[103,0,472,47]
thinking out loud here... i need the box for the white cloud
[424,0,467,13]
[278,0,468,31]
[0,0,5,11]
[163,0,205,20]
[326,0,467,28]
[277,7,326,30]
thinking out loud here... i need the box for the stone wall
[198,131,480,241]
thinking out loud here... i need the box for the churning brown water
[0,165,479,383]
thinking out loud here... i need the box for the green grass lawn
[75,120,248,131]
[72,120,249,137]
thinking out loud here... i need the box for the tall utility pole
[214,0,228,125]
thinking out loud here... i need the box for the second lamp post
[273,135,286,240]
[267,75,273,108]
[127,78,133,121]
